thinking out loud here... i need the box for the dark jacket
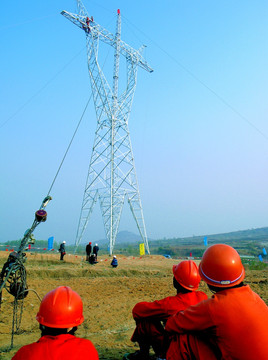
[59,243,65,253]
[111,258,118,267]
[93,245,99,255]
[86,244,92,255]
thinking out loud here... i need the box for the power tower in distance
[62,1,153,255]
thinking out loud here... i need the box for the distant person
[111,255,118,268]
[12,286,99,360]
[93,243,99,261]
[86,242,92,262]
[89,254,97,265]
[165,244,268,360]
[123,260,208,360]
[59,241,66,261]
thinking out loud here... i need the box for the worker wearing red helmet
[165,244,268,360]
[86,241,92,262]
[124,260,207,360]
[12,286,99,360]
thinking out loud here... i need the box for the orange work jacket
[133,291,208,321]
[166,285,268,360]
[12,334,99,360]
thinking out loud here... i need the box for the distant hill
[78,227,268,257]
[82,230,144,247]
[91,227,268,246]
[2,227,268,257]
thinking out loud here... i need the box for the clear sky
[1,1,268,245]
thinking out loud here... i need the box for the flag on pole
[139,243,145,256]
[263,247,267,256]
[258,254,263,262]
[204,237,208,246]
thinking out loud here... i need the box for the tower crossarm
[61,11,153,73]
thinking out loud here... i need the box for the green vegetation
[2,227,268,260]
[242,260,267,270]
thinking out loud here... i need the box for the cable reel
[2,253,28,300]
[0,196,52,305]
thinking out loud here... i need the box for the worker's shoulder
[70,336,95,346]
[195,290,208,300]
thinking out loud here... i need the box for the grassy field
[0,251,267,359]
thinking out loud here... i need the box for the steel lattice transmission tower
[62,1,153,255]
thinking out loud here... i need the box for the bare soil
[0,252,267,359]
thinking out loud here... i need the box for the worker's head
[199,244,245,290]
[113,255,117,258]
[36,286,84,335]
[89,242,92,245]
[172,260,201,292]
[95,243,98,246]
[62,241,66,244]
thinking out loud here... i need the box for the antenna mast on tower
[61,1,153,255]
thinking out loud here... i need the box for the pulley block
[35,209,47,222]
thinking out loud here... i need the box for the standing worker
[165,244,268,360]
[59,241,66,261]
[124,260,208,360]
[93,243,99,261]
[86,242,92,262]
[12,286,99,359]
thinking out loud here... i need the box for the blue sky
[1,1,268,245]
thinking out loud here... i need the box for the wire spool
[5,260,28,300]
[9,282,28,300]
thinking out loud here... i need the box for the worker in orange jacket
[12,286,99,360]
[165,244,268,360]
[124,260,208,360]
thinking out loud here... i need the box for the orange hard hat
[199,244,245,287]
[36,286,84,328]
[173,260,201,290]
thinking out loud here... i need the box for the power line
[0,46,86,129]
[122,14,268,142]
[0,14,57,31]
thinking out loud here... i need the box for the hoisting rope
[47,94,92,196]
[0,94,92,348]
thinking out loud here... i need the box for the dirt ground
[0,251,267,359]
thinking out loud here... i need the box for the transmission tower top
[61,7,153,74]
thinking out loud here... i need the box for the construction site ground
[0,252,267,359]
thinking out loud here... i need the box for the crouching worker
[111,255,118,268]
[165,244,268,360]
[89,253,97,265]
[12,286,99,360]
[124,260,208,360]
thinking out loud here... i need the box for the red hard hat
[36,286,84,328]
[199,244,245,287]
[173,260,201,290]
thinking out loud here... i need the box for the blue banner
[48,236,54,250]
[204,237,208,246]
[262,247,267,256]
[258,254,263,262]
